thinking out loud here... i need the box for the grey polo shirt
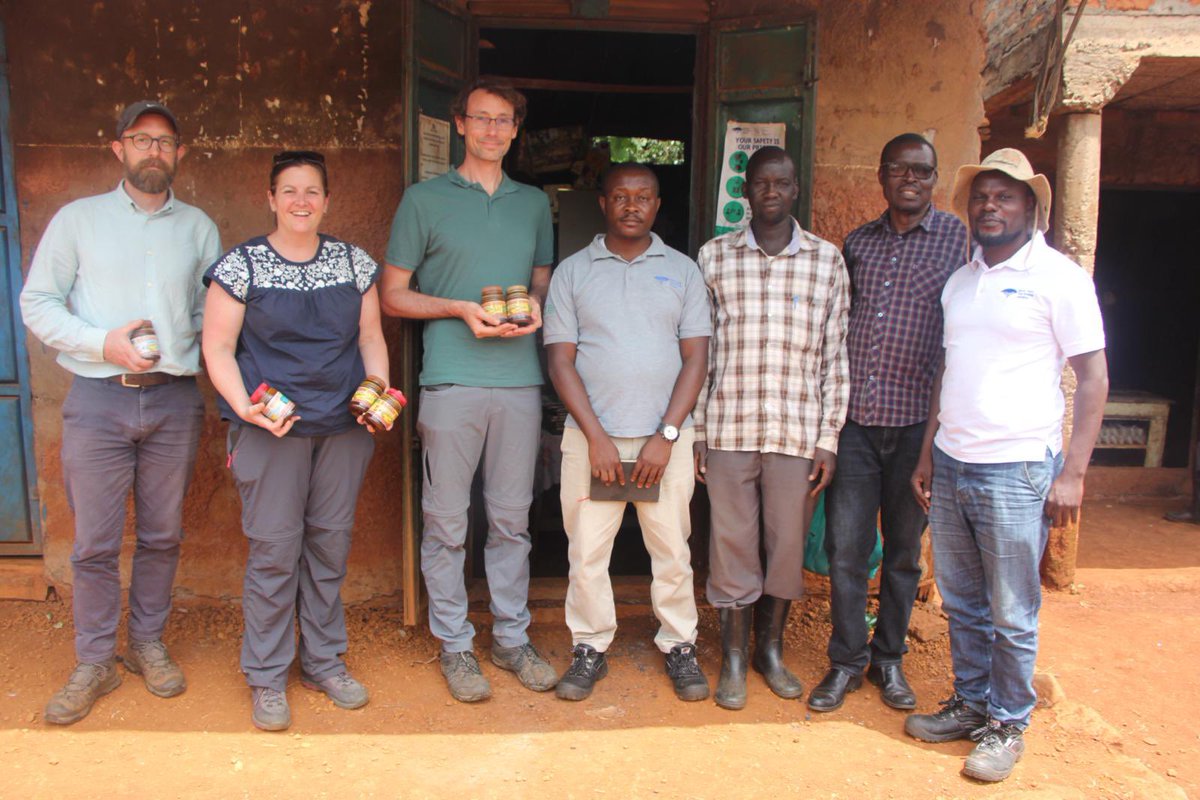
[543,233,712,437]
[20,182,221,378]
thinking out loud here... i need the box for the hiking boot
[123,639,186,698]
[555,644,608,701]
[904,693,989,742]
[302,671,369,709]
[963,721,1025,782]
[665,643,710,702]
[491,641,559,692]
[251,687,291,731]
[440,650,492,703]
[44,660,122,725]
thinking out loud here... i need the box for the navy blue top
[204,234,380,437]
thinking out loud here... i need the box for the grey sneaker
[491,642,559,692]
[904,693,989,742]
[302,671,369,710]
[251,687,291,731]
[440,650,492,703]
[123,639,186,698]
[963,721,1025,782]
[44,660,122,725]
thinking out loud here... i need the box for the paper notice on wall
[714,121,787,236]
[418,114,451,182]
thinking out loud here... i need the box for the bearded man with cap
[904,149,1108,782]
[21,101,220,724]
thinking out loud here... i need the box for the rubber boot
[715,606,751,710]
[751,595,805,699]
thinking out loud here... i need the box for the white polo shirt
[935,231,1105,464]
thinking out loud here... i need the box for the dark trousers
[823,420,927,672]
[62,376,204,663]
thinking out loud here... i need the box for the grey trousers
[227,424,374,691]
[417,385,540,652]
[61,376,203,663]
[704,449,815,607]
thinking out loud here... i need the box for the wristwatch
[658,423,680,443]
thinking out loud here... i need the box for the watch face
[661,424,680,441]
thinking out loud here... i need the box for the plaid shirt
[695,220,850,458]
[842,208,968,427]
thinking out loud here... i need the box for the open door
[705,15,816,235]
[398,0,474,624]
[0,21,41,556]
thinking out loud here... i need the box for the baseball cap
[115,101,180,139]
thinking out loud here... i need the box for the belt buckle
[120,374,139,388]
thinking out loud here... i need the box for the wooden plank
[493,76,691,94]
[0,559,50,601]
[468,0,709,22]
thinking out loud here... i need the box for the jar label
[369,398,401,429]
[506,297,531,316]
[131,334,160,358]
[351,385,381,408]
[263,392,295,422]
[482,299,507,317]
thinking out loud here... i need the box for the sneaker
[301,671,369,709]
[963,721,1025,782]
[491,641,559,692]
[904,693,989,742]
[251,687,291,731]
[665,643,710,702]
[123,639,186,698]
[555,644,608,701]
[44,660,122,725]
[439,650,492,703]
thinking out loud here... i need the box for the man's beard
[126,158,175,194]
[973,224,1027,249]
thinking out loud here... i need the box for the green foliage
[592,136,685,166]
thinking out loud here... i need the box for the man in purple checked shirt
[808,133,968,714]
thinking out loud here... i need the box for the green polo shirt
[386,168,554,387]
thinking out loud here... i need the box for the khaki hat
[950,148,1051,233]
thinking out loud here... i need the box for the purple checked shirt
[842,207,968,428]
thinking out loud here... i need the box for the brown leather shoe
[44,660,122,725]
[123,640,186,698]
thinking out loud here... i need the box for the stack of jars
[348,375,407,431]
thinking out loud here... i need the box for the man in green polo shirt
[382,78,558,703]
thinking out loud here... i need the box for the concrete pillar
[1044,110,1102,590]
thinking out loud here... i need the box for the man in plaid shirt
[809,133,968,714]
[694,146,850,710]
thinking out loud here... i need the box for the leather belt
[108,373,189,388]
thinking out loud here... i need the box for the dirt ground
[0,498,1197,799]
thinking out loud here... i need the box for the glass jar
[481,285,508,322]
[349,375,387,417]
[130,322,161,362]
[505,284,533,327]
[363,388,407,431]
[249,382,296,423]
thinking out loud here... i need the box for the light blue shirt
[20,182,221,377]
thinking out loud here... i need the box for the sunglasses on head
[273,150,326,166]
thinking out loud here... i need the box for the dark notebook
[589,461,661,502]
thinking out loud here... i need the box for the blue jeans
[824,421,927,672]
[929,445,1062,728]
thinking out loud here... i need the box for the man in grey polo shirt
[544,163,711,702]
[382,78,558,702]
[21,101,220,724]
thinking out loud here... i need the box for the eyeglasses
[122,133,180,152]
[273,150,326,166]
[462,114,516,132]
[881,161,936,180]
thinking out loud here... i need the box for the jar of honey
[349,375,387,417]
[505,285,533,327]
[130,322,161,362]
[249,382,296,423]
[481,285,508,322]
[362,388,407,431]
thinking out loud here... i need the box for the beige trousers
[560,426,700,654]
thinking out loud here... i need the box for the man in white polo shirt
[905,149,1108,783]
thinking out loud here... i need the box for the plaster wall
[4,0,985,602]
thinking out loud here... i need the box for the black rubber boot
[715,606,751,710]
[751,595,805,699]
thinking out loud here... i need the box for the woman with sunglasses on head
[202,151,390,732]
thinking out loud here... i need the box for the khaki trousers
[560,426,699,654]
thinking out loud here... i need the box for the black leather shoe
[904,694,988,742]
[867,662,916,710]
[806,668,863,712]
